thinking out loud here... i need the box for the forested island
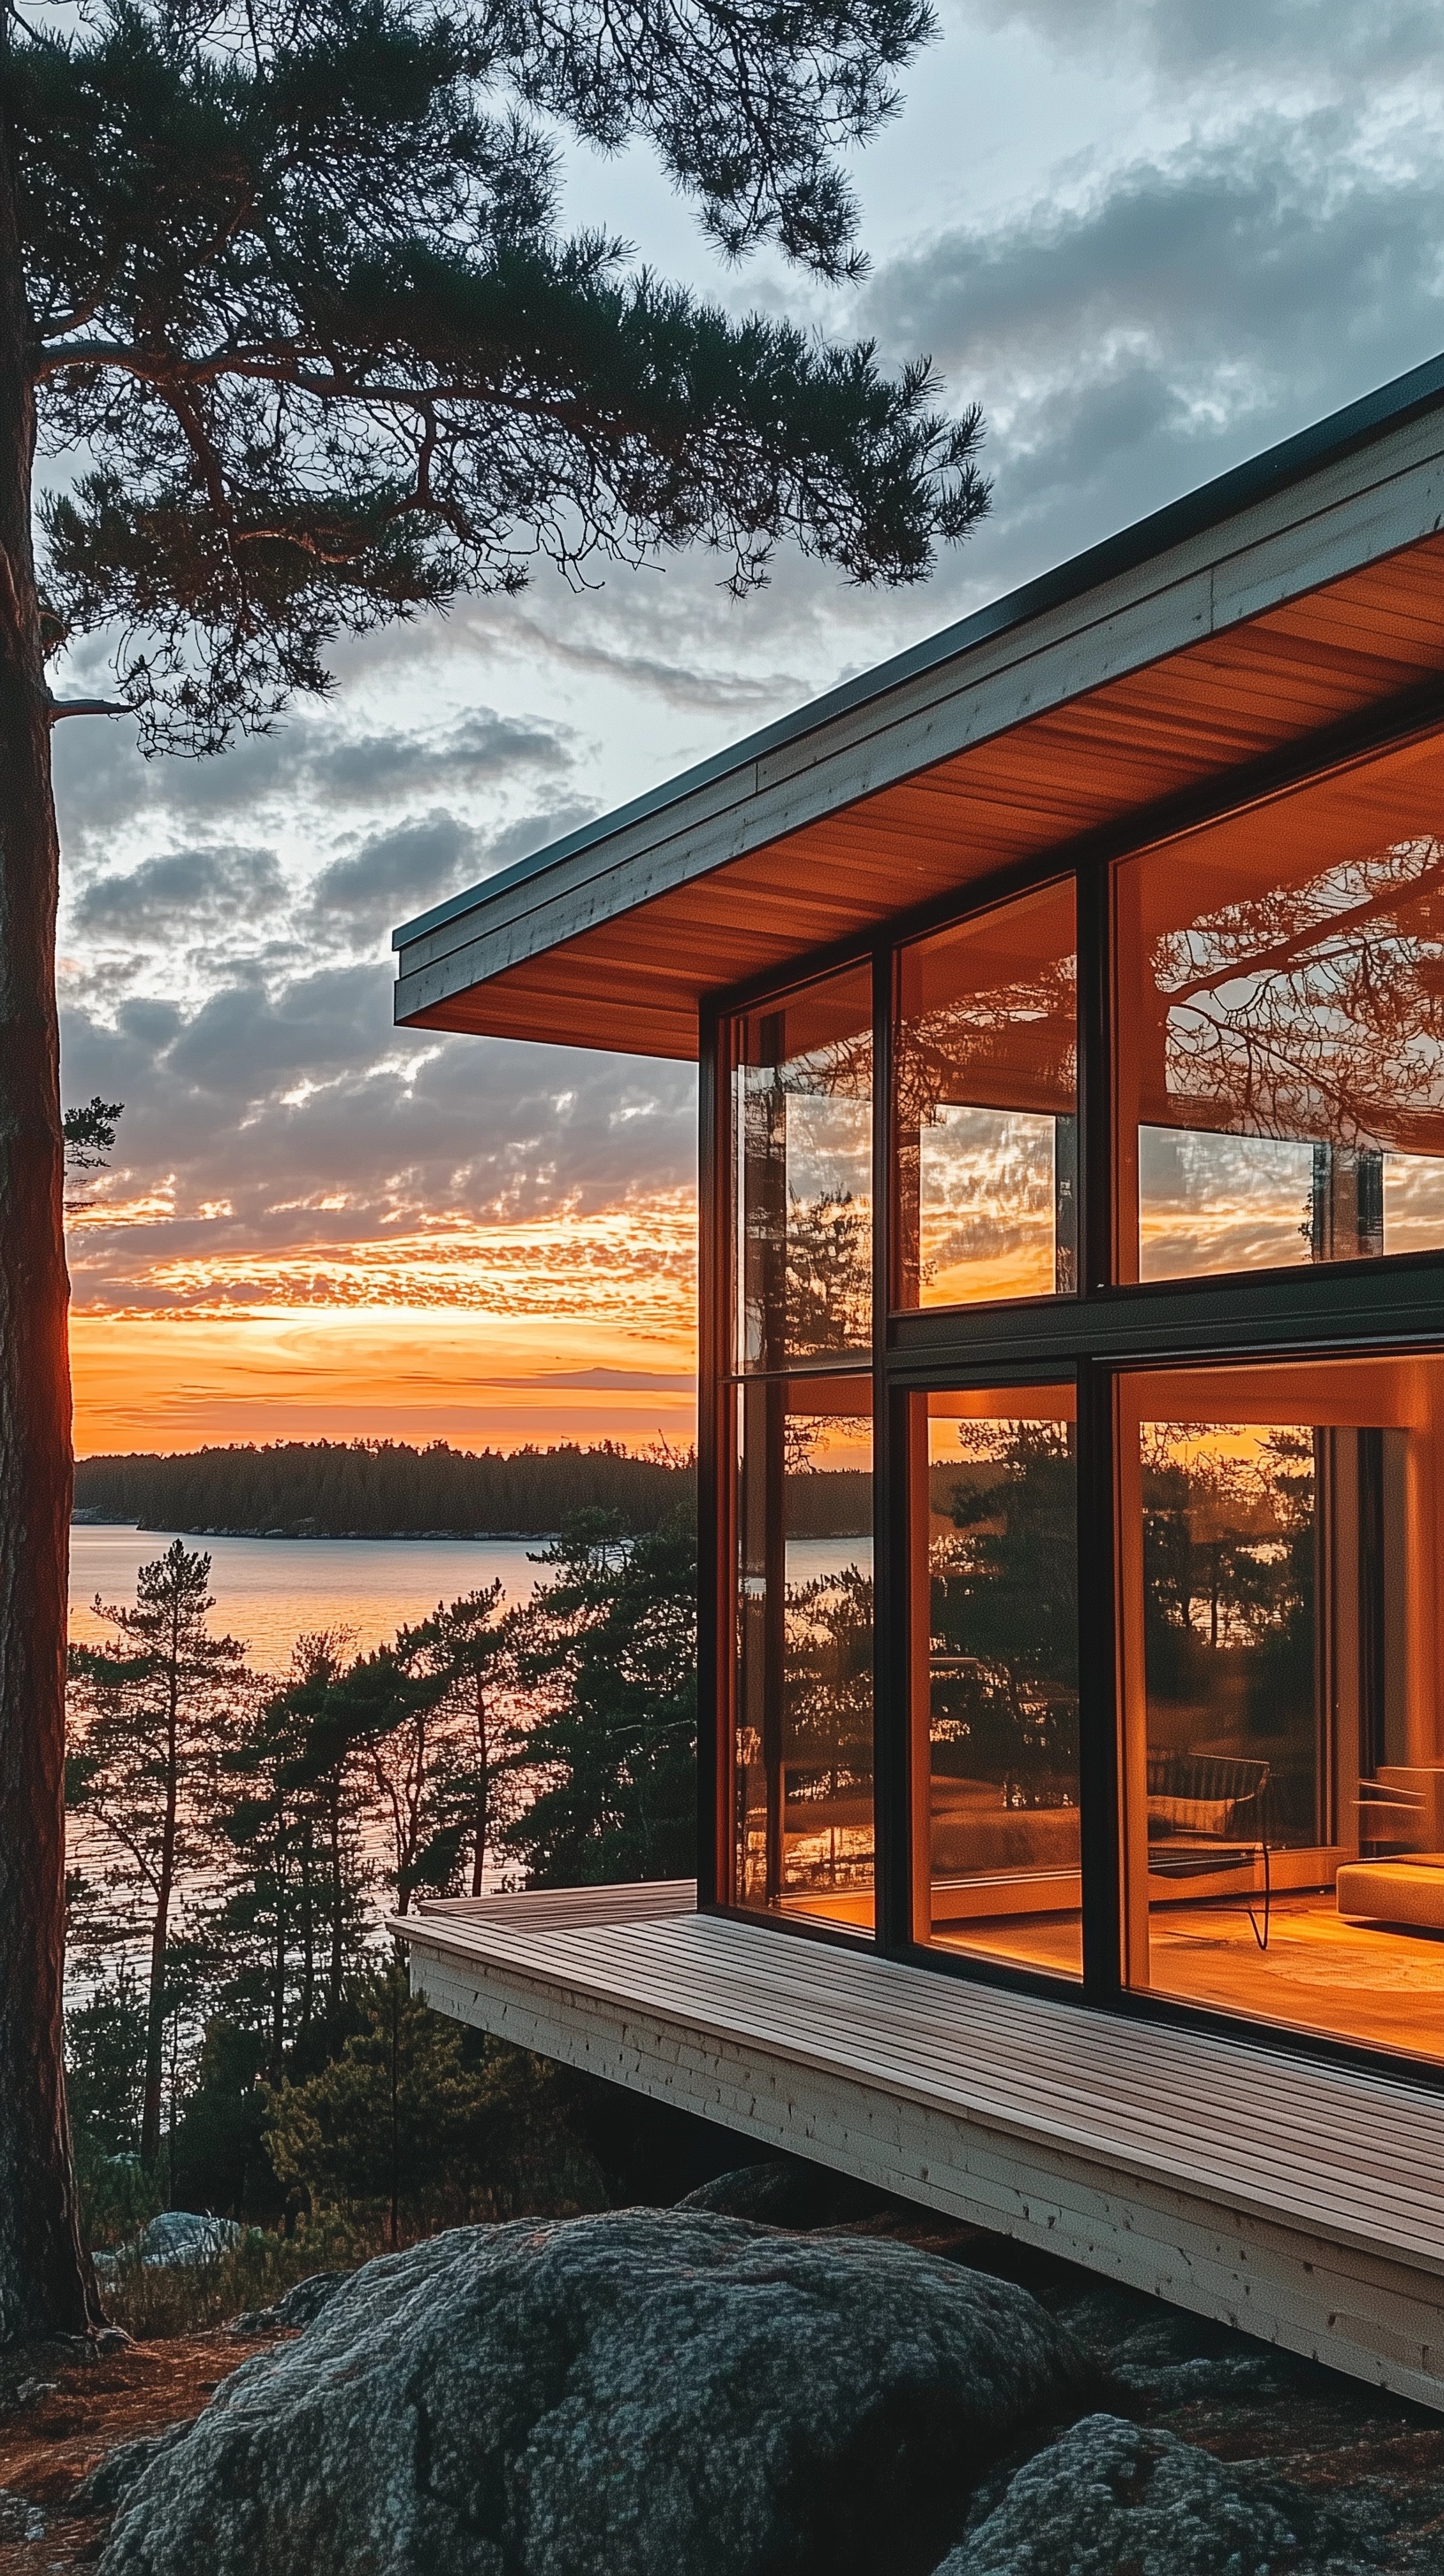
[73,1438,695,1537]
[72,1437,874,1538]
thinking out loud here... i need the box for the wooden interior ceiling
[406,533,1444,1061]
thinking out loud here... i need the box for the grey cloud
[969,0,1444,81]
[72,844,290,945]
[863,110,1444,584]
[449,579,814,718]
[302,800,595,947]
[165,964,395,1100]
[460,801,595,885]
[882,118,1444,371]
[52,701,573,857]
[116,997,185,1052]
[307,813,477,935]
[61,976,696,1312]
[311,708,568,801]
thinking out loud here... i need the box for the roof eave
[393,348,1444,961]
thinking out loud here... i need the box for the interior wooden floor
[932,1892,1444,2063]
[397,1880,1444,2409]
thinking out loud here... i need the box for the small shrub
[75,2134,166,2257]
[265,1967,606,2242]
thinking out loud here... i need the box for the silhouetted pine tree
[503,1513,697,1887]
[4,0,987,2334]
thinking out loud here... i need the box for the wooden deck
[394,1883,1444,2411]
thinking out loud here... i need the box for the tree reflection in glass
[734,1382,873,1929]
[916,1389,1081,1977]
[1119,1354,1444,2062]
[734,965,872,1369]
[1117,734,1444,1280]
[895,882,1076,1309]
[1140,1423,1317,1845]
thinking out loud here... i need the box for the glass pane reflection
[734,1377,873,1932]
[734,966,872,1370]
[1120,1356,1444,2063]
[895,882,1077,1309]
[1117,734,1444,1282]
[912,1387,1080,1978]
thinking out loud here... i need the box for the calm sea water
[68,1525,555,1674]
[65,1523,873,1926]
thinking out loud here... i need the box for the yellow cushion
[1336,1858,1444,1932]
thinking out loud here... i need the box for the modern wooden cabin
[390,356,1444,2406]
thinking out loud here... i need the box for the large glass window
[733,1376,874,1931]
[1116,733,1444,1283]
[734,965,872,1369]
[895,882,1077,1307]
[910,1386,1080,1977]
[1118,1353,1444,2063]
[714,725,1444,2074]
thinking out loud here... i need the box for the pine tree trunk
[140,1647,180,2166]
[0,68,98,2341]
[327,1776,343,2020]
[271,1821,288,2086]
[470,1676,488,1897]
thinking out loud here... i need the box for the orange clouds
[71,1304,696,1453]
[101,1196,697,1322]
[69,1195,698,1453]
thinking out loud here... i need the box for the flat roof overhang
[393,353,1444,1060]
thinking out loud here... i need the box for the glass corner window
[894,880,1077,1310]
[1118,1351,1444,2062]
[732,964,873,1372]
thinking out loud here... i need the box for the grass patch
[96,2213,382,2341]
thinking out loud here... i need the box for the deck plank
[415,1910,1438,2206]
[394,1886,1444,2408]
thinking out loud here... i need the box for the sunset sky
[58,0,1444,1455]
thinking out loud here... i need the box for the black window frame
[698,751,1444,2093]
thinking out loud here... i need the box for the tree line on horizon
[72,1436,876,1540]
[73,1438,696,1538]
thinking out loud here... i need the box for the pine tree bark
[140,1619,180,2165]
[470,1674,489,1897]
[0,58,99,2341]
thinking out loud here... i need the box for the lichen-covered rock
[1053,2279,1298,2410]
[676,2158,887,2230]
[73,2425,191,2516]
[935,2411,1395,2576]
[227,2270,349,2337]
[94,2212,244,2273]
[97,2210,1088,2576]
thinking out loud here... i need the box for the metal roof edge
[393,346,1444,955]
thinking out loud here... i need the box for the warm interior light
[1118,1352,1444,2059]
[911,1384,1081,1979]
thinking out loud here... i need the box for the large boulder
[934,2411,1399,2576]
[97,2209,1088,2576]
[227,2270,349,2337]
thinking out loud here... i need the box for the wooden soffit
[394,367,1444,1061]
